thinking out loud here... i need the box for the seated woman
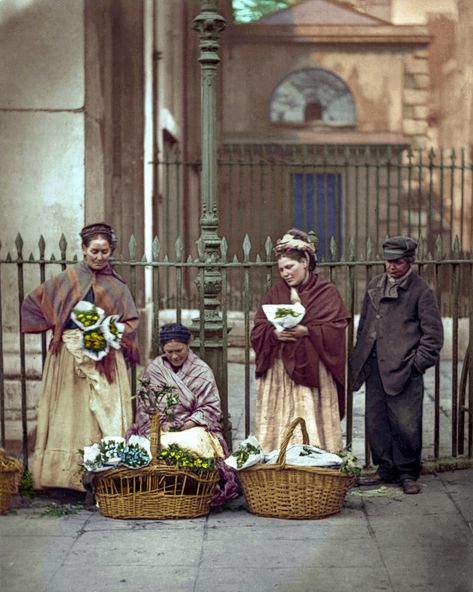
[129,322,239,507]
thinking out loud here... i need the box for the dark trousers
[365,356,424,481]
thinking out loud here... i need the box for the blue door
[292,173,342,259]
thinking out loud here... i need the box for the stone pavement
[1,469,472,592]
[1,361,472,592]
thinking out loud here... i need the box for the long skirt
[255,356,343,453]
[31,329,133,491]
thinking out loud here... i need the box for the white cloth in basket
[160,427,225,459]
[264,444,342,467]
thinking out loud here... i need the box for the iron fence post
[192,1,232,446]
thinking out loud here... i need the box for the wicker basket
[94,415,219,519]
[0,449,23,514]
[239,417,355,519]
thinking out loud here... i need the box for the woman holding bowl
[251,228,349,452]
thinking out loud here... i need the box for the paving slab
[47,566,200,592]
[63,529,204,568]
[195,566,393,592]
[0,535,76,592]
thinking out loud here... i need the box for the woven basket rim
[94,462,219,483]
[240,463,354,478]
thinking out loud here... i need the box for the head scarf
[159,323,192,345]
[80,223,117,249]
[273,228,318,270]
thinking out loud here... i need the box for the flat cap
[382,236,418,261]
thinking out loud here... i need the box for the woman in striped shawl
[128,323,239,507]
[21,223,139,493]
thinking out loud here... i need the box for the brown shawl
[21,260,139,381]
[251,273,350,417]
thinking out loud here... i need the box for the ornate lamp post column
[192,1,231,444]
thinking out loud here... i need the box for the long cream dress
[255,355,343,453]
[31,329,132,491]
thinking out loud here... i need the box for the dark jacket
[350,271,444,395]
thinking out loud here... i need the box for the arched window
[270,68,356,125]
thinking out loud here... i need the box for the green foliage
[131,379,179,422]
[19,470,35,499]
[39,503,79,517]
[336,448,362,477]
[275,307,302,318]
[158,444,215,474]
[232,0,290,23]
[231,442,261,468]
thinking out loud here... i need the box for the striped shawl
[21,260,139,373]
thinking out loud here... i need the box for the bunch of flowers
[275,306,302,319]
[336,448,362,477]
[158,443,215,475]
[225,436,264,471]
[82,435,151,471]
[71,301,125,361]
[232,441,262,469]
[262,302,306,332]
[72,305,103,328]
[131,379,179,424]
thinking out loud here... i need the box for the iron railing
[154,144,473,263]
[0,234,472,468]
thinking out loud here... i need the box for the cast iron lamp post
[192,1,231,445]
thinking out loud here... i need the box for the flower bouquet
[82,435,151,472]
[224,436,264,470]
[262,302,306,332]
[71,301,105,330]
[336,449,362,477]
[82,327,110,361]
[101,315,125,350]
[71,300,126,361]
[158,443,215,475]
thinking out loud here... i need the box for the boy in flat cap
[350,236,443,494]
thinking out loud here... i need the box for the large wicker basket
[0,449,23,514]
[94,415,219,519]
[239,417,355,519]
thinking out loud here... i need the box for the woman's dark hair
[277,249,317,272]
[80,223,117,250]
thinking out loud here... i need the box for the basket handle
[149,413,162,462]
[275,417,310,467]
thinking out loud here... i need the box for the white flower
[83,443,102,467]
[101,315,125,349]
[71,301,105,331]
[100,436,125,465]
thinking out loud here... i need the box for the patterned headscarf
[273,233,316,258]
[159,323,192,345]
[273,229,318,272]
